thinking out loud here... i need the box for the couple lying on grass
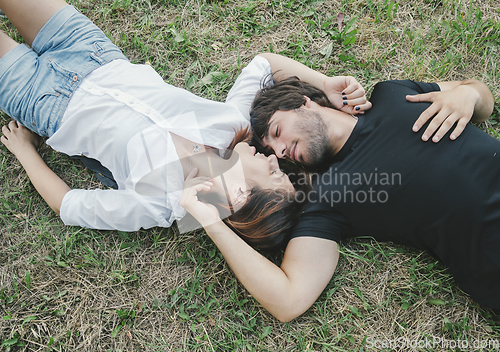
[1,0,498,322]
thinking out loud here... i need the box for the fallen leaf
[211,42,222,51]
[127,331,133,341]
[336,12,344,31]
[427,298,445,305]
[208,317,216,327]
[319,42,333,58]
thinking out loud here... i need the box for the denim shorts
[0,5,127,137]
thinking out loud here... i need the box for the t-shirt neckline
[331,114,365,162]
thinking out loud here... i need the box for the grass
[1,0,500,350]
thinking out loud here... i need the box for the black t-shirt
[292,80,500,309]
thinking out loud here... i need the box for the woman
[0,0,369,233]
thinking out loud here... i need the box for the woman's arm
[1,121,70,214]
[407,79,495,142]
[205,221,339,322]
[180,169,339,322]
[258,53,372,114]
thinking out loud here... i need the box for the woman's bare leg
[0,30,18,57]
[0,0,67,46]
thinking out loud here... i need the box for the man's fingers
[430,113,461,142]
[406,92,435,103]
[0,135,7,145]
[450,118,468,140]
[421,109,449,141]
[413,104,441,133]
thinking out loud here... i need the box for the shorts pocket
[90,40,123,65]
[47,58,78,82]
[32,90,65,136]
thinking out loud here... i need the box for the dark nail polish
[355,106,360,111]
[341,92,346,95]
[342,96,347,100]
[343,101,347,105]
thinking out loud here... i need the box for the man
[181,52,498,322]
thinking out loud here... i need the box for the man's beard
[295,108,333,170]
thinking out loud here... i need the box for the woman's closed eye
[271,169,285,177]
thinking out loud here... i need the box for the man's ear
[303,95,313,108]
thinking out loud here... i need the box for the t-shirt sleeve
[397,80,440,94]
[371,80,440,99]
[290,188,353,244]
[225,55,272,120]
[60,188,173,231]
[291,210,343,243]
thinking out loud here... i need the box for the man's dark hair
[250,75,335,148]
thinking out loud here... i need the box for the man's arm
[180,169,339,322]
[1,121,70,214]
[406,79,495,142]
[258,53,372,115]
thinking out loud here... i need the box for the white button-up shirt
[46,56,271,231]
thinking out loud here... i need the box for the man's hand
[323,76,372,115]
[407,79,494,143]
[1,120,41,156]
[180,168,220,227]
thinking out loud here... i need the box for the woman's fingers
[186,167,199,180]
[184,169,213,192]
[340,79,370,114]
[342,82,365,97]
[342,96,369,108]
[1,124,10,137]
[8,120,19,129]
[340,100,372,114]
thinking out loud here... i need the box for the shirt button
[72,75,78,82]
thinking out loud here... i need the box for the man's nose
[269,140,286,158]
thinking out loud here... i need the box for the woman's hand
[1,120,41,157]
[179,168,220,227]
[1,120,69,215]
[323,76,372,114]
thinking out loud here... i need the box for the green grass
[1,0,500,351]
